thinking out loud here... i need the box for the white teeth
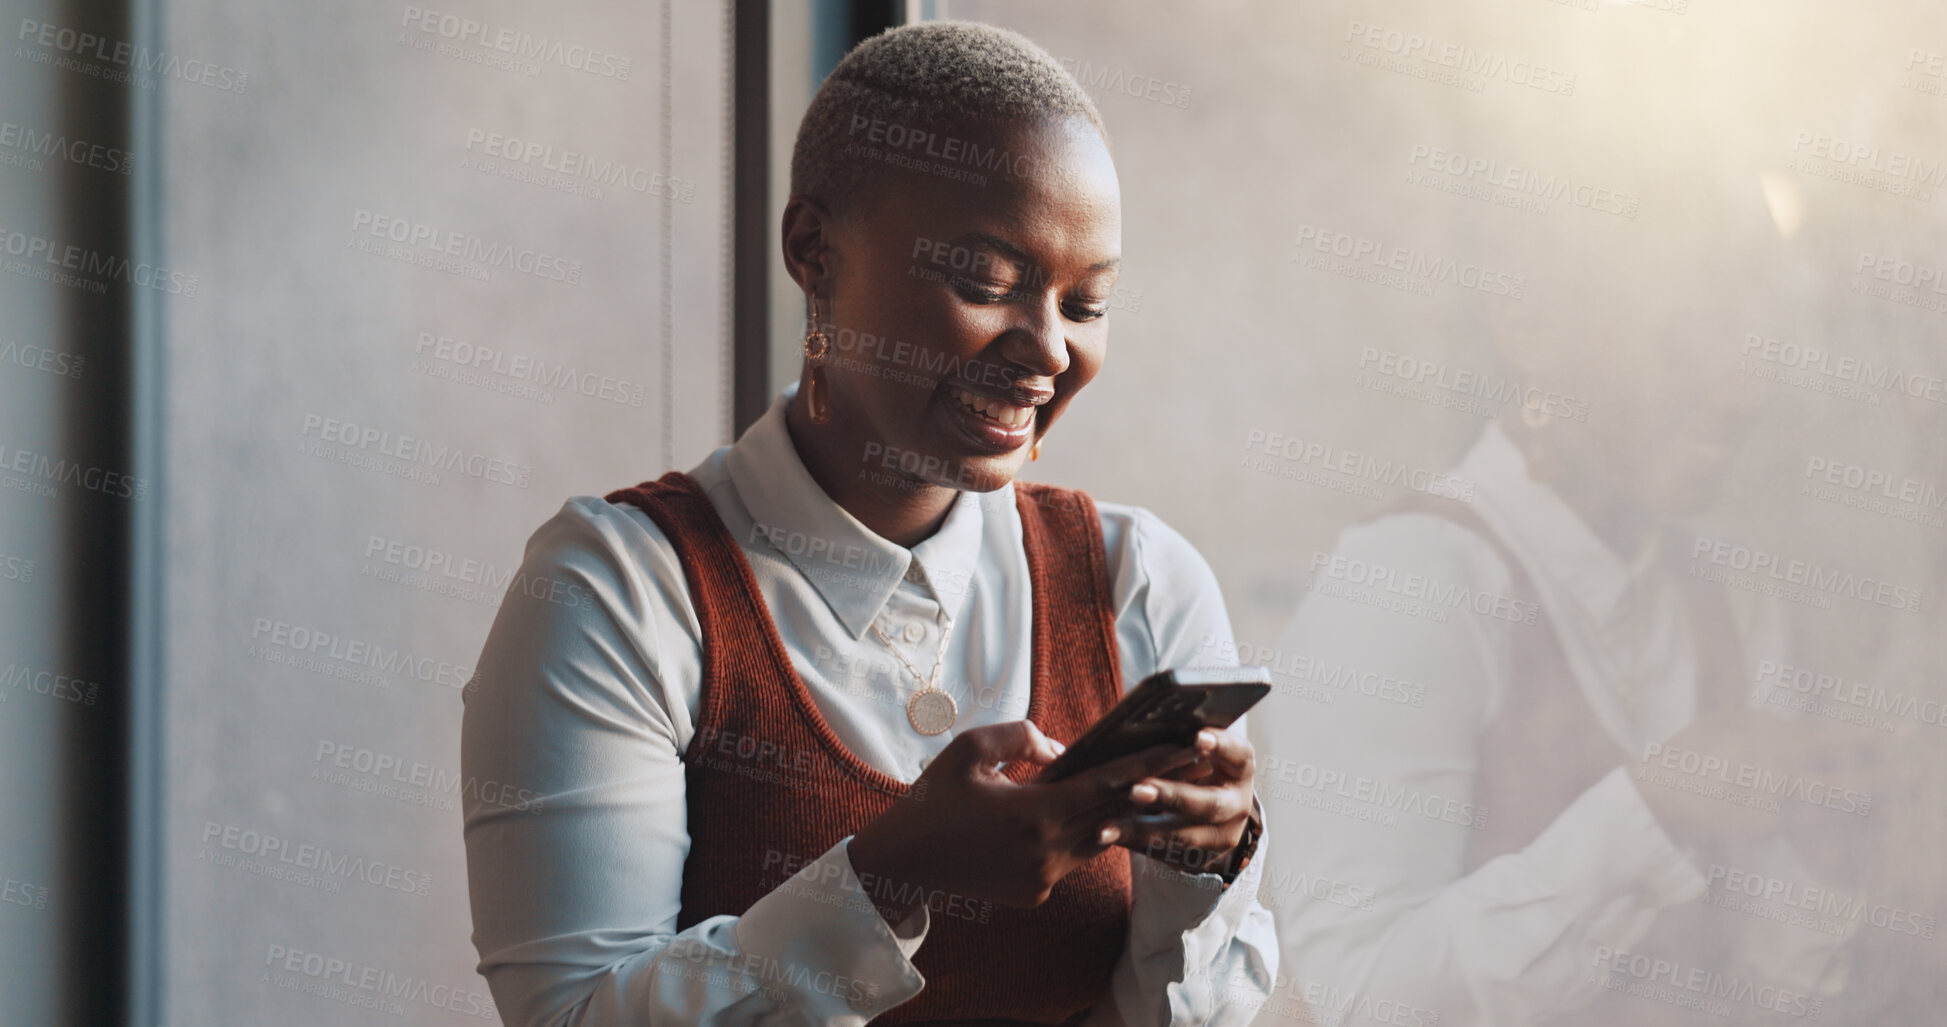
[949,385,1032,429]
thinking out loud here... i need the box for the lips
[946,384,1035,429]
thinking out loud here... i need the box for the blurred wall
[151,2,729,1023]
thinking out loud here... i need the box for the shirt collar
[1457,421,1635,624]
[724,382,989,639]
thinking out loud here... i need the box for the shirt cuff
[1528,765,1708,908]
[1127,796,1271,964]
[730,836,929,1021]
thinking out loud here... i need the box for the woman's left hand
[1099,726,1258,876]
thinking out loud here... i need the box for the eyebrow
[950,231,1122,274]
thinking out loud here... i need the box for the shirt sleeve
[1090,505,1281,1026]
[459,497,928,1026]
[1258,514,1706,1027]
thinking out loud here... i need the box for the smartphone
[1036,666,1272,783]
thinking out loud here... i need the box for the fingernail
[1131,782,1159,805]
[1050,740,1066,755]
[1198,730,1217,749]
[1098,824,1121,845]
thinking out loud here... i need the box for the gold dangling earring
[1029,440,1040,462]
[803,294,832,426]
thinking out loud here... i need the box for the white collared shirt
[1254,421,1841,1026]
[460,382,1278,1026]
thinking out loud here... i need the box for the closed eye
[953,275,1109,323]
[951,276,1012,304]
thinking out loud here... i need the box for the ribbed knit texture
[606,471,1133,1024]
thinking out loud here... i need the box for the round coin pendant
[907,688,958,736]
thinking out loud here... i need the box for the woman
[461,22,1276,1026]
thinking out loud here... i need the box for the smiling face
[783,113,1121,500]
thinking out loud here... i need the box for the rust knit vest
[604,471,1133,1025]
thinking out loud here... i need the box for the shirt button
[901,621,926,644]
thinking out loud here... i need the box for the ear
[781,194,838,298]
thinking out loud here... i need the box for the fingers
[1200,728,1255,781]
[1127,774,1252,829]
[1121,760,1253,849]
[1140,730,1257,789]
[1094,740,1208,787]
[1097,773,1255,870]
[1048,741,1205,820]
[938,720,1062,775]
[1098,811,1240,871]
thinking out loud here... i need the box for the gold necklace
[868,615,958,735]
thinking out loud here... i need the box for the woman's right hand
[847,720,1198,922]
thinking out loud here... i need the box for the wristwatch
[1215,808,1263,886]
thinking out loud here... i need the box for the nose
[995,293,1070,380]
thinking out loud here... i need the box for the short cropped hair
[789,20,1109,220]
